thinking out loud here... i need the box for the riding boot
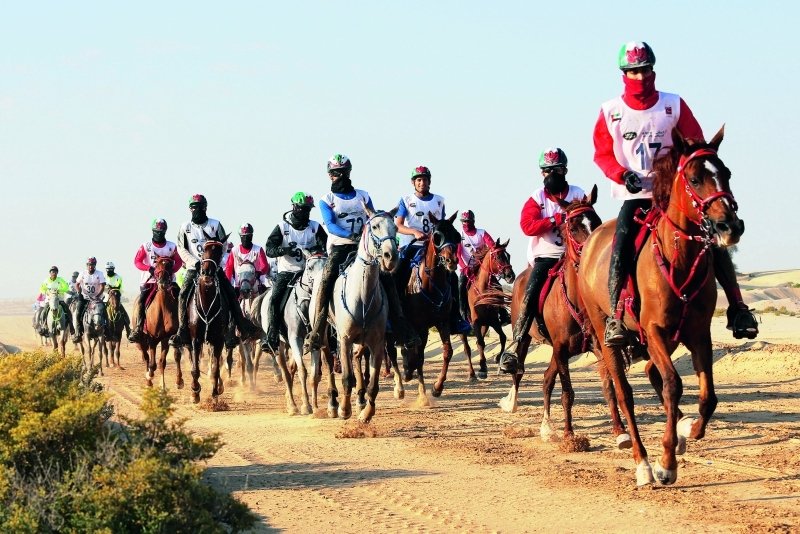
[128,288,149,342]
[263,273,291,353]
[458,273,471,324]
[170,272,194,346]
[713,247,758,339]
[40,304,51,336]
[305,245,353,352]
[448,272,471,334]
[73,297,87,342]
[60,302,74,335]
[218,270,260,341]
[381,272,422,349]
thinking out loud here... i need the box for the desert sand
[1,273,798,533]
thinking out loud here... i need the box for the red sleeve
[593,109,627,184]
[255,248,269,276]
[676,98,705,143]
[134,246,149,271]
[171,249,184,273]
[224,252,235,281]
[520,197,556,237]
[482,231,496,249]
[457,243,468,271]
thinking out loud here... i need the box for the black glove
[148,266,155,276]
[194,261,201,271]
[623,171,642,194]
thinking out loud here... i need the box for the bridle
[359,211,396,265]
[562,205,596,267]
[677,148,738,226]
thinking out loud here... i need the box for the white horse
[83,298,107,376]
[225,264,266,390]
[43,289,69,356]
[312,206,402,423]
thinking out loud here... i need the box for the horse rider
[73,257,106,341]
[105,261,124,293]
[224,223,270,296]
[395,165,471,335]
[594,41,758,346]
[262,192,327,352]
[457,210,510,325]
[510,148,586,346]
[38,266,74,336]
[68,271,79,297]
[171,194,260,347]
[304,154,419,351]
[128,218,184,342]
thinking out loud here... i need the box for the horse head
[107,288,121,307]
[557,185,603,262]
[363,204,399,273]
[428,211,460,272]
[484,238,516,284]
[654,126,743,247]
[200,235,229,281]
[46,288,60,309]
[154,256,175,289]
[238,264,257,298]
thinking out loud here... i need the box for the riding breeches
[608,199,651,314]
[513,256,559,340]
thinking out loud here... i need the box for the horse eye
[433,233,443,246]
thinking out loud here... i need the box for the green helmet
[618,41,656,70]
[291,191,314,207]
[538,147,568,169]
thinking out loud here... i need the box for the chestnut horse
[133,256,183,390]
[104,288,129,369]
[461,239,515,379]
[579,127,742,486]
[188,239,230,403]
[398,212,462,400]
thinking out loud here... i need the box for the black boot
[59,302,75,335]
[39,304,51,336]
[458,273,471,324]
[170,275,194,347]
[73,297,87,342]
[128,289,148,342]
[713,247,759,339]
[263,273,291,353]
[381,272,421,348]
[305,275,333,353]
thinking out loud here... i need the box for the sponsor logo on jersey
[415,211,424,217]
[665,106,672,115]
[191,238,198,243]
[337,212,348,218]
[409,202,417,208]
[623,131,637,141]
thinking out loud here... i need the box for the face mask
[543,171,568,194]
[289,207,311,229]
[622,71,657,99]
[462,222,476,233]
[191,207,208,224]
[152,230,166,243]
[240,235,253,248]
[330,174,354,194]
[106,270,114,277]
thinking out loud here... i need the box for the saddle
[339,251,358,276]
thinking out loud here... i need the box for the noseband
[360,211,396,264]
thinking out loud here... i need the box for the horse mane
[651,146,681,211]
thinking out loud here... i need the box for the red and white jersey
[398,193,445,248]
[458,228,491,271]
[526,185,585,264]
[225,244,269,287]
[177,218,225,268]
[77,270,106,299]
[134,240,183,284]
[600,92,681,200]
[277,221,320,273]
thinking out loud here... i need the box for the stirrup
[304,332,321,353]
[604,318,627,347]
[498,351,518,374]
[728,307,758,339]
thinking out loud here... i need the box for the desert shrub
[0,352,255,533]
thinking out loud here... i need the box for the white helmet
[105,261,115,269]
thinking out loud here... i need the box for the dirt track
[4,315,800,533]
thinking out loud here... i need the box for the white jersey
[460,228,488,270]
[77,270,106,300]
[321,189,372,247]
[600,92,681,200]
[526,185,586,264]
[277,221,320,273]
[140,240,179,284]
[398,193,445,248]
[177,218,225,269]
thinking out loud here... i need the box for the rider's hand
[623,171,643,194]
[412,230,427,241]
[148,266,155,276]
[194,261,201,271]
[552,212,566,226]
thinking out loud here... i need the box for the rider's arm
[482,231,496,249]
[170,248,184,273]
[223,250,235,281]
[676,98,704,142]
[520,197,557,237]
[176,225,198,269]
[319,199,352,239]
[593,109,627,184]
[255,248,269,276]
[58,278,69,296]
[264,225,285,257]
[98,283,106,298]
[457,243,469,271]
[395,198,424,238]
[39,281,48,294]
[134,245,149,272]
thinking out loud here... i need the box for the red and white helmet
[239,223,254,236]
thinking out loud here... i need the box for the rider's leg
[171,269,197,346]
[448,272,472,334]
[512,256,558,342]
[380,271,422,348]
[605,199,650,346]
[128,285,150,342]
[217,269,259,340]
[458,272,470,323]
[263,271,293,351]
[713,247,758,339]
[59,301,74,334]
[73,296,87,341]
[39,303,51,335]
[305,244,355,351]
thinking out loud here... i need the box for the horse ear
[389,206,399,218]
[363,202,375,218]
[447,211,457,224]
[709,124,725,151]
[222,233,231,243]
[429,211,440,225]
[556,197,569,209]
[501,238,510,247]
[590,184,598,205]
[672,127,690,154]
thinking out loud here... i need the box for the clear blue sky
[1,1,797,299]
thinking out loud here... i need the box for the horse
[68,295,86,355]
[578,127,742,486]
[278,252,328,415]
[224,264,264,390]
[460,239,515,379]
[187,238,230,403]
[133,256,183,390]
[104,288,129,369]
[319,206,402,422]
[397,211,462,400]
[43,289,69,357]
[82,297,107,376]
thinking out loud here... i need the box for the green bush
[0,352,255,533]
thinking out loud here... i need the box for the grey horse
[82,298,107,376]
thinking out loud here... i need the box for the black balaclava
[152,230,166,245]
[543,170,568,195]
[191,204,208,225]
[329,170,354,195]
[285,205,311,230]
[240,235,253,249]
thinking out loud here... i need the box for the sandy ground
[1,309,799,533]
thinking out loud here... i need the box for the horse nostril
[715,222,730,234]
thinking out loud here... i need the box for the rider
[128,218,184,342]
[68,271,79,295]
[594,41,758,345]
[224,223,270,295]
[38,266,74,335]
[457,209,497,324]
[262,192,327,352]
[73,257,107,341]
[105,262,124,293]
[511,148,586,345]
[395,165,471,334]
[305,154,419,351]
[171,194,260,347]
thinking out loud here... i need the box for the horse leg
[555,347,575,440]
[475,323,489,380]
[211,344,224,399]
[339,337,354,420]
[676,335,718,454]
[495,321,507,366]
[174,345,184,389]
[191,341,202,403]
[322,345,339,418]
[499,337,530,413]
[596,354,630,449]
[291,338,312,415]
[225,346,234,382]
[311,348,322,410]
[276,340,298,415]
[388,342,404,400]
[145,343,156,387]
[359,342,383,423]
[540,354,559,441]
[432,335,452,398]
[354,346,367,413]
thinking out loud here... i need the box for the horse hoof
[636,461,655,487]
[177,379,185,389]
[358,407,375,424]
[300,405,312,416]
[616,433,633,450]
[654,461,678,485]
[431,386,443,398]
[394,387,404,400]
[327,407,338,419]
[676,436,687,456]
[118,365,125,371]
[192,393,200,404]
[498,395,517,414]
[146,379,153,388]
[477,370,488,380]
[540,420,556,442]
[287,405,298,416]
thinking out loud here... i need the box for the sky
[1,1,798,300]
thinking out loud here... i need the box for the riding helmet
[189,193,208,207]
[538,147,568,169]
[86,257,97,265]
[618,41,656,70]
[411,165,432,180]
[105,261,115,270]
[327,154,352,173]
[151,218,168,231]
[460,210,475,222]
[291,191,314,207]
[239,223,254,236]
[49,266,59,273]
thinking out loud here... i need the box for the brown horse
[578,127,742,486]
[461,239,515,379]
[133,256,183,390]
[398,211,462,400]
[104,288,129,369]
[500,187,631,446]
[188,239,230,403]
